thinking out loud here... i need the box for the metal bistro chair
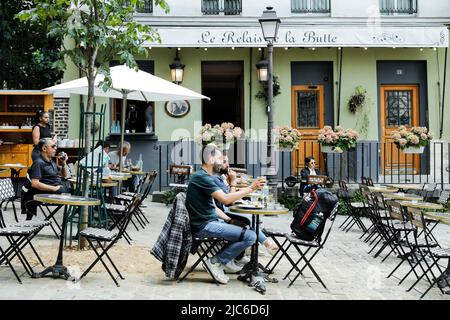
[111,171,158,231]
[282,203,339,289]
[337,180,367,233]
[262,227,291,274]
[420,183,437,202]
[76,195,142,287]
[416,190,450,245]
[168,164,192,187]
[0,205,51,283]
[369,192,400,259]
[0,178,19,223]
[361,176,374,187]
[403,206,448,298]
[176,196,229,285]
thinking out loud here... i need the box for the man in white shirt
[109,141,131,168]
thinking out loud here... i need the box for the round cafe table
[229,205,289,294]
[31,194,100,280]
[382,192,424,202]
[368,186,399,193]
[382,184,422,192]
[398,201,443,211]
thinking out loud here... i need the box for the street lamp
[255,49,269,82]
[259,6,280,200]
[169,48,185,84]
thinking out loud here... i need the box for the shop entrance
[201,61,244,129]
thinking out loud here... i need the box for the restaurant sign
[147,26,448,48]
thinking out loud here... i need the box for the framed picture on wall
[164,100,190,118]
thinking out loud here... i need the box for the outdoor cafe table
[398,201,443,211]
[368,186,399,193]
[229,205,289,294]
[382,192,424,202]
[382,184,422,192]
[67,177,118,188]
[31,194,100,280]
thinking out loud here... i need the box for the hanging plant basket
[347,86,367,114]
[402,146,425,154]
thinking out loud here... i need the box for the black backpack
[290,189,338,241]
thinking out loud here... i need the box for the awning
[146,26,448,48]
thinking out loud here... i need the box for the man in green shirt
[186,144,265,284]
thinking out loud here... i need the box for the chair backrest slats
[0,179,15,201]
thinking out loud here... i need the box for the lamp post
[169,48,185,84]
[259,6,280,200]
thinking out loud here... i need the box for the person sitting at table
[31,110,55,161]
[109,141,139,192]
[185,144,265,284]
[299,156,321,197]
[212,153,279,262]
[21,138,71,220]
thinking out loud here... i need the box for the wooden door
[380,85,420,174]
[292,85,325,175]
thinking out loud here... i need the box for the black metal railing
[202,0,242,15]
[380,0,417,14]
[291,0,330,14]
[154,140,450,192]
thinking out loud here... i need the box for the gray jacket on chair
[151,192,192,279]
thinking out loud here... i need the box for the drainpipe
[249,47,253,136]
[336,48,343,126]
[440,46,448,139]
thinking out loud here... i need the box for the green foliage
[0,0,64,89]
[163,189,177,206]
[278,193,300,211]
[337,201,350,216]
[163,187,186,206]
[347,85,367,114]
[337,190,365,216]
[17,0,170,87]
[255,75,281,105]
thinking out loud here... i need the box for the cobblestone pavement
[0,199,449,300]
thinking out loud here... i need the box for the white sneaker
[204,258,229,284]
[234,256,250,267]
[223,259,243,274]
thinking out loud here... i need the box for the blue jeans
[227,212,268,244]
[195,220,257,265]
[223,207,268,244]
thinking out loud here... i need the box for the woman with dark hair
[299,156,321,196]
[31,110,54,161]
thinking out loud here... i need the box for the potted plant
[391,126,432,154]
[347,86,367,114]
[255,75,281,109]
[195,122,243,150]
[318,126,359,153]
[274,125,301,151]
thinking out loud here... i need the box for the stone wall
[53,98,69,138]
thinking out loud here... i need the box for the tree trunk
[79,66,95,249]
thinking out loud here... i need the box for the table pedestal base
[32,264,71,280]
[237,263,278,295]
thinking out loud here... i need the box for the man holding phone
[21,138,71,220]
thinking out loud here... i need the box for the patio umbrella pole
[118,90,130,191]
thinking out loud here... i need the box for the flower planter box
[402,146,425,154]
[321,145,339,153]
[277,146,293,152]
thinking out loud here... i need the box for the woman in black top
[31,110,54,161]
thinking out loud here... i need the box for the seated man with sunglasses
[21,138,71,220]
